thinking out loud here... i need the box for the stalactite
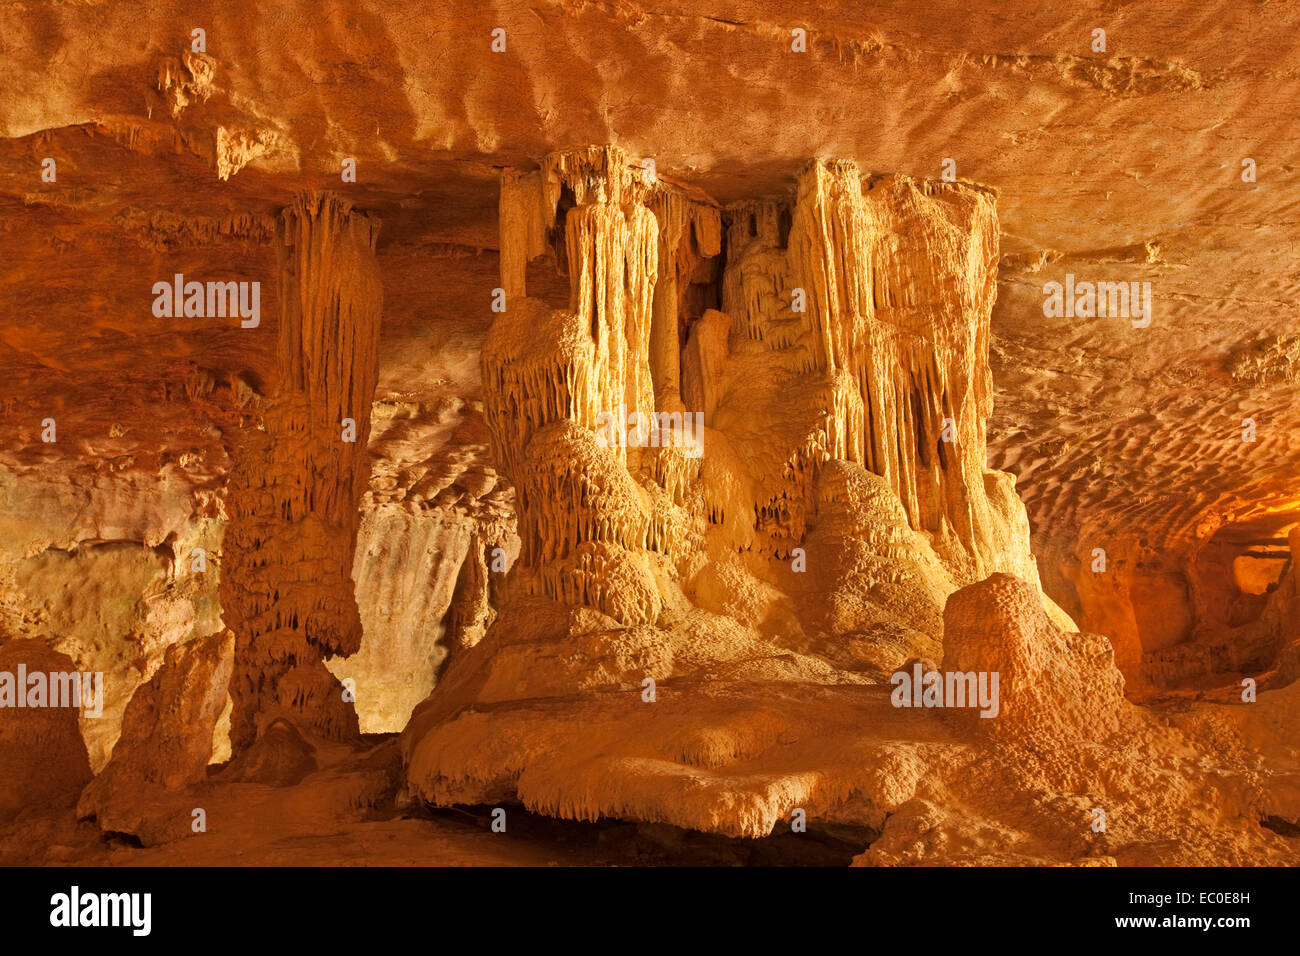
[479,147,724,623]
[483,147,1023,622]
[406,148,1092,845]
[681,308,731,419]
[498,168,548,300]
[719,161,1006,575]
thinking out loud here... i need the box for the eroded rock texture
[221,191,382,750]
[2,0,1299,869]
[401,148,1075,838]
[391,148,1300,866]
[77,629,233,843]
[944,574,1125,741]
[0,639,93,819]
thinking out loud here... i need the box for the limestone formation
[77,629,233,842]
[220,192,382,751]
[400,148,1081,839]
[2,1,1300,874]
[327,403,518,732]
[943,574,1126,740]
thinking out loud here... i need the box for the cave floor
[0,732,867,867]
[11,672,1292,867]
[6,810,613,868]
[1,804,867,868]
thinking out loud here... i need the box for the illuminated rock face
[722,165,1056,595]
[402,148,1077,839]
[479,149,1062,632]
[398,152,1298,866]
[943,573,1125,741]
[1,1,1299,869]
[484,147,702,626]
[220,192,382,751]
[76,628,233,842]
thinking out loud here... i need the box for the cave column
[220,191,383,752]
[649,192,684,411]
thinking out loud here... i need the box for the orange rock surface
[0,0,1296,868]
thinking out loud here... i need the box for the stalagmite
[479,146,712,625]
[220,191,383,751]
[943,574,1126,740]
[403,148,1078,840]
[445,531,496,653]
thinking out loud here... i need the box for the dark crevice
[416,803,876,866]
[1261,816,1300,838]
